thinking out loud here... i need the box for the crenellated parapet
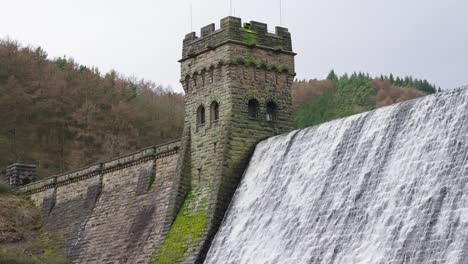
[181,16,294,62]
[20,140,181,194]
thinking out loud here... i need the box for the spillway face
[205,87,468,264]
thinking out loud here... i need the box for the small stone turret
[6,164,37,187]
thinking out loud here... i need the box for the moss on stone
[240,28,256,45]
[243,57,259,67]
[226,57,291,74]
[235,57,245,65]
[153,189,208,264]
[280,65,290,73]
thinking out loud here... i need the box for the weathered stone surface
[20,16,296,264]
[172,16,296,263]
[24,141,181,263]
[6,164,36,187]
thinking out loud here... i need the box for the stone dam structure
[17,16,296,263]
[22,141,181,263]
[8,16,467,264]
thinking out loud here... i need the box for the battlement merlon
[180,16,295,62]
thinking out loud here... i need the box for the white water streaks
[205,87,468,264]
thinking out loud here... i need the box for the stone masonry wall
[150,16,295,263]
[23,141,181,263]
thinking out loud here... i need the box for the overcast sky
[1,0,467,93]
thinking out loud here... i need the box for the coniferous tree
[326,69,338,81]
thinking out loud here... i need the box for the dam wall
[22,141,182,263]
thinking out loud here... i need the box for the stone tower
[155,16,295,263]
[6,164,37,187]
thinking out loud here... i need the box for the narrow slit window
[248,99,260,119]
[197,105,206,127]
[211,101,220,123]
[266,102,278,121]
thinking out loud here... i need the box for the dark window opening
[211,101,219,123]
[266,102,278,121]
[197,105,206,127]
[248,99,260,118]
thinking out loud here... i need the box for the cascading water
[205,87,468,264]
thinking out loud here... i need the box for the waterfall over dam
[205,87,468,264]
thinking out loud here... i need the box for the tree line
[0,40,184,177]
[293,70,436,128]
[0,40,440,178]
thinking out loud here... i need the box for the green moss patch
[240,28,256,45]
[226,57,292,74]
[0,192,69,263]
[0,233,69,264]
[153,190,208,264]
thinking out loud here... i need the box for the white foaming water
[205,87,468,264]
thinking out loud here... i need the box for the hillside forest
[0,40,439,178]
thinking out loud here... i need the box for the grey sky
[1,0,467,93]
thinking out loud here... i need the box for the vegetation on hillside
[0,39,440,178]
[0,40,184,178]
[0,187,68,263]
[292,70,435,128]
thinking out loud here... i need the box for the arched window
[266,102,278,121]
[210,101,220,124]
[247,99,260,119]
[197,105,206,127]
